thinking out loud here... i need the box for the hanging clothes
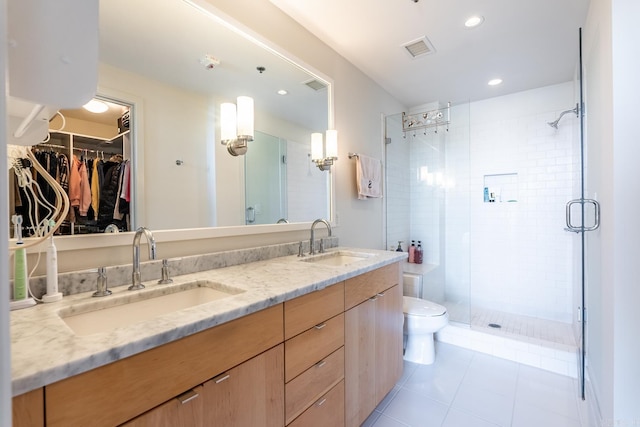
[91,157,101,221]
[78,157,91,217]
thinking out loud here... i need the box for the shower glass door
[384,105,470,325]
[567,27,598,400]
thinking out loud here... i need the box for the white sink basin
[60,281,244,336]
[301,250,374,267]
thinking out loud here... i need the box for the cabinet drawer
[285,347,344,425]
[285,312,344,382]
[46,305,284,427]
[288,379,345,427]
[345,263,400,310]
[284,282,344,340]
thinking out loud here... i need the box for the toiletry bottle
[409,240,416,263]
[12,215,28,300]
[395,241,403,252]
[415,241,423,265]
[43,221,63,303]
[13,248,28,300]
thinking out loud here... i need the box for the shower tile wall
[466,82,578,323]
[385,114,411,251]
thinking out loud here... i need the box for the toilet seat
[403,296,446,317]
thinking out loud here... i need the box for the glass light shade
[325,130,338,159]
[311,132,324,161]
[83,99,108,113]
[220,102,237,142]
[236,96,254,139]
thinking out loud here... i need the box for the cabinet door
[344,298,377,427]
[12,388,44,427]
[375,284,403,402]
[202,344,284,427]
[120,386,203,427]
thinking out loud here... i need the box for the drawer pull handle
[369,296,378,301]
[214,374,230,384]
[316,360,327,368]
[377,292,385,297]
[178,390,200,405]
[314,323,327,330]
[316,398,327,407]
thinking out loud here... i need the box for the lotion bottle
[415,241,423,265]
[408,240,416,263]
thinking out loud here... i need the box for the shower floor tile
[470,307,576,349]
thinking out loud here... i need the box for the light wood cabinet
[344,262,403,427]
[46,305,283,427]
[12,388,44,427]
[120,386,204,427]
[288,380,345,427]
[284,283,345,426]
[123,345,284,427]
[202,345,284,427]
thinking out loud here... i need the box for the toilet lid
[403,296,447,317]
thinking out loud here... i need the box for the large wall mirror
[10,0,332,239]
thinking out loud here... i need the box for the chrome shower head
[548,103,580,129]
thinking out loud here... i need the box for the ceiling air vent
[403,36,436,58]
[303,79,327,91]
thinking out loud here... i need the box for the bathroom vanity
[10,247,404,427]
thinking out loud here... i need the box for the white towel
[356,154,383,200]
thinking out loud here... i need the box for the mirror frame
[15,0,335,253]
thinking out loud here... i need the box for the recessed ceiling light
[488,78,503,86]
[83,99,108,113]
[464,15,484,28]
[277,89,288,96]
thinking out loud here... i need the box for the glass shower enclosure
[384,102,471,325]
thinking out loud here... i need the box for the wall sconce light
[311,129,338,171]
[221,96,254,156]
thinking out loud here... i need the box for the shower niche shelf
[483,173,518,203]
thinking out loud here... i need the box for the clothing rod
[35,143,66,150]
[348,152,359,159]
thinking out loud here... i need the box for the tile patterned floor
[362,342,590,427]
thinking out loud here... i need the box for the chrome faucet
[129,227,157,290]
[310,219,332,255]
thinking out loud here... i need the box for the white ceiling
[270,0,590,108]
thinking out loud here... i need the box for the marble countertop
[11,247,406,396]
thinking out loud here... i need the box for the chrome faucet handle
[158,259,173,284]
[92,267,112,297]
[319,238,325,253]
[297,241,305,257]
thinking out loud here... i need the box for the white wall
[583,0,640,423]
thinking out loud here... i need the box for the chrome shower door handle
[565,198,601,232]
[583,199,600,231]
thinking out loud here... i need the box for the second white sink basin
[60,281,244,336]
[301,250,374,267]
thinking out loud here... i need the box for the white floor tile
[382,388,449,427]
[376,342,587,427]
[512,400,582,427]
[371,413,411,427]
[442,408,502,427]
[452,382,515,427]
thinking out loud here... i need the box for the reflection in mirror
[245,131,329,225]
[8,0,332,237]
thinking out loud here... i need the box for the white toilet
[403,296,449,365]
